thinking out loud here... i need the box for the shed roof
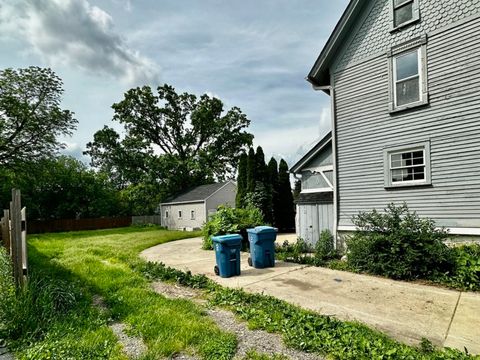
[290,131,332,174]
[307,0,368,86]
[161,181,233,205]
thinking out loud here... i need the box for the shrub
[314,229,337,263]
[444,244,480,291]
[346,203,454,280]
[202,205,264,250]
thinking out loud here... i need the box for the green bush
[444,244,480,291]
[314,229,337,263]
[202,205,264,250]
[347,203,454,280]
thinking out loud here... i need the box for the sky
[0,0,349,166]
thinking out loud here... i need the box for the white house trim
[338,225,480,236]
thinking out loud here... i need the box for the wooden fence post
[21,207,27,279]
[1,210,11,254]
[10,189,23,287]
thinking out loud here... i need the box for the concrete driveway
[141,237,480,354]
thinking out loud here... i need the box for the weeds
[139,261,477,360]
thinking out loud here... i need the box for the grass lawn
[1,227,237,360]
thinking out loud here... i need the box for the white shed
[291,132,334,246]
[160,181,237,231]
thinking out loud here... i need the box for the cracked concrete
[141,237,480,355]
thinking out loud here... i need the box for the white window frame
[178,210,182,219]
[165,210,169,219]
[190,210,195,220]
[388,36,429,113]
[300,165,334,194]
[383,140,431,188]
[390,0,420,31]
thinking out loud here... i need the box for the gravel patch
[152,281,323,360]
[109,322,147,359]
[92,295,147,359]
[152,281,205,303]
[207,308,323,360]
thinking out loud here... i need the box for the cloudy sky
[0,0,348,165]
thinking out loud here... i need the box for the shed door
[300,205,318,245]
[298,202,333,246]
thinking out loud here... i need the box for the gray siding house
[291,133,334,245]
[305,0,480,242]
[160,181,237,230]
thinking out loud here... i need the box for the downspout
[312,84,338,248]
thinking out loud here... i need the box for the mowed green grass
[14,227,236,359]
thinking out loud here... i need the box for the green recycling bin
[247,226,277,268]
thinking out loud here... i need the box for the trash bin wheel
[214,265,219,276]
[248,257,252,267]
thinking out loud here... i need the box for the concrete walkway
[141,237,480,354]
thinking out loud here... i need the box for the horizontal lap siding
[334,16,480,228]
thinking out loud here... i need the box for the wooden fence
[0,189,27,287]
[28,216,132,234]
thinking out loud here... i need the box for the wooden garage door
[298,203,333,246]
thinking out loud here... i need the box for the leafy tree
[0,156,122,220]
[235,152,248,208]
[267,157,280,226]
[0,67,77,167]
[85,84,253,200]
[277,159,295,231]
[246,147,256,193]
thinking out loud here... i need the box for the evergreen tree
[293,179,301,201]
[267,157,280,227]
[235,152,248,208]
[255,146,267,183]
[246,147,256,192]
[277,159,295,231]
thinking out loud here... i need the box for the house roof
[161,181,233,205]
[290,131,332,174]
[307,0,368,86]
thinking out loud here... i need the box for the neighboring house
[303,0,480,243]
[291,132,334,245]
[160,181,237,230]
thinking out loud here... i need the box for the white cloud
[0,0,159,86]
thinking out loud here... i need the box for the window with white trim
[384,141,431,187]
[178,210,182,219]
[389,37,428,112]
[392,0,419,30]
[190,210,195,220]
[165,210,169,218]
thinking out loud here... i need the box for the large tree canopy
[0,156,122,220]
[0,67,77,167]
[85,84,253,199]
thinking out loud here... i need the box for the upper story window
[388,37,428,112]
[165,210,169,218]
[392,0,420,30]
[383,141,431,188]
[178,210,182,219]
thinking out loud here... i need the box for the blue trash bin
[247,226,277,268]
[212,234,242,278]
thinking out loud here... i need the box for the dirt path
[151,281,323,360]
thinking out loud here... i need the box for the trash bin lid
[212,234,243,245]
[247,226,278,234]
